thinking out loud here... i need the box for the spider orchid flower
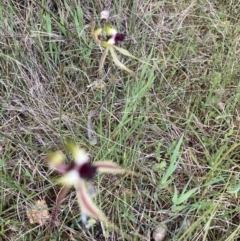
[48,141,124,225]
[91,22,140,76]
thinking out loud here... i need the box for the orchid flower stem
[58,65,65,144]
[87,75,115,144]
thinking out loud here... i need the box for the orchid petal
[47,151,68,173]
[91,22,102,44]
[113,45,141,61]
[93,28,102,36]
[109,47,135,76]
[104,23,117,36]
[76,179,107,222]
[65,141,89,166]
[94,161,125,173]
[74,148,89,166]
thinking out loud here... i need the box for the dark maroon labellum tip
[106,33,125,44]
[114,33,125,43]
[79,162,97,179]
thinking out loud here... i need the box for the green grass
[1,0,240,240]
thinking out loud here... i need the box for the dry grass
[1,0,240,240]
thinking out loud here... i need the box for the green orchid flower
[48,141,124,226]
[91,22,139,76]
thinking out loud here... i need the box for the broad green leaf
[152,161,166,171]
[172,185,178,205]
[160,135,184,185]
[227,185,240,194]
[177,187,198,205]
[172,205,187,212]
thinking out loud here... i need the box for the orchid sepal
[109,47,135,76]
[91,22,103,44]
[76,179,108,222]
[47,151,68,173]
[99,48,109,75]
[113,45,143,62]
[95,161,125,173]
[100,41,111,48]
